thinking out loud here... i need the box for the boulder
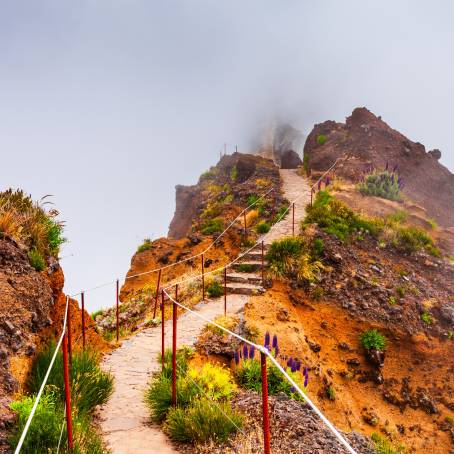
[280,150,303,169]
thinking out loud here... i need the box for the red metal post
[223,267,227,316]
[260,352,271,454]
[261,240,264,285]
[116,279,120,342]
[201,254,205,301]
[62,328,74,451]
[292,202,295,236]
[67,300,72,365]
[172,285,178,406]
[243,211,247,241]
[153,269,162,319]
[161,289,165,371]
[81,292,86,350]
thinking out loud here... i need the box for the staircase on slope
[225,244,267,296]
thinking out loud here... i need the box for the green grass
[316,134,327,145]
[206,281,223,298]
[91,309,104,320]
[371,432,408,454]
[28,248,46,271]
[201,218,223,235]
[255,221,271,234]
[165,398,242,443]
[360,329,387,351]
[326,385,336,401]
[421,312,434,325]
[137,238,153,253]
[358,170,402,201]
[236,263,254,273]
[230,166,238,182]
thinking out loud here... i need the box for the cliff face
[304,107,454,227]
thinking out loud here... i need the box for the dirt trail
[98,169,312,453]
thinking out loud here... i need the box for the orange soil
[245,282,454,454]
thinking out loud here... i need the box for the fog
[1,1,453,311]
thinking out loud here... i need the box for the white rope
[14,296,70,454]
[56,404,66,454]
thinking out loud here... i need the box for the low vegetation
[137,238,153,253]
[9,342,113,453]
[316,134,327,145]
[358,169,402,201]
[206,280,223,298]
[305,191,440,256]
[371,432,408,454]
[360,329,387,351]
[146,348,242,444]
[201,218,224,235]
[0,189,66,267]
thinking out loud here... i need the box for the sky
[1,1,453,311]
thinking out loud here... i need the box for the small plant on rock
[421,311,433,325]
[316,134,327,145]
[360,330,387,352]
[358,169,402,201]
[28,248,46,271]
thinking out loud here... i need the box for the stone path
[98,168,312,453]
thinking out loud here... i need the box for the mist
[1,0,453,311]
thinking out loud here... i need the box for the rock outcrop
[304,107,454,227]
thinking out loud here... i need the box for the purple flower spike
[291,361,297,373]
[272,335,278,349]
[264,332,271,349]
[243,344,249,359]
[317,180,322,190]
[304,374,309,388]
[325,176,330,186]
[234,351,240,365]
[274,345,279,357]
[295,360,301,371]
[249,345,255,359]
[303,366,308,377]
[287,357,294,369]
[290,386,296,393]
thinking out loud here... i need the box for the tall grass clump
[0,189,66,260]
[358,168,403,201]
[206,280,223,298]
[266,237,324,283]
[137,238,153,253]
[27,248,46,271]
[146,347,242,444]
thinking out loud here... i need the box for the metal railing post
[62,325,74,451]
[292,202,295,236]
[172,285,178,406]
[153,269,162,319]
[260,352,271,454]
[201,254,205,301]
[81,292,86,350]
[243,211,247,242]
[116,279,120,342]
[161,289,165,371]
[261,240,265,285]
[223,267,227,316]
[67,301,72,366]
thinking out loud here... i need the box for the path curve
[98,169,311,453]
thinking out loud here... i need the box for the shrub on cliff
[0,189,66,259]
[358,169,402,201]
[360,330,387,351]
[137,238,153,253]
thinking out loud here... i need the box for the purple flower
[303,366,308,377]
[272,335,278,350]
[274,345,279,357]
[243,344,249,359]
[295,360,301,371]
[304,373,309,388]
[264,332,270,349]
[317,180,322,190]
[287,357,294,369]
[393,164,399,173]
[291,361,297,373]
[249,345,255,359]
[290,386,296,393]
[325,176,330,186]
[234,351,240,365]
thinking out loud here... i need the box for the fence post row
[116,279,120,342]
[260,351,271,454]
[172,285,178,406]
[161,290,165,371]
[62,316,74,451]
[81,292,86,349]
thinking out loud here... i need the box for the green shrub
[387,210,408,224]
[201,218,223,235]
[165,398,242,443]
[206,280,223,298]
[236,264,254,273]
[266,237,324,283]
[230,166,238,182]
[189,364,237,400]
[396,286,406,298]
[393,226,440,256]
[29,342,113,415]
[158,347,192,381]
[235,358,261,392]
[360,330,387,351]
[45,218,66,256]
[272,205,289,223]
[371,432,408,454]
[137,238,153,253]
[312,238,324,258]
[421,312,433,325]
[358,170,402,201]
[203,316,238,337]
[316,134,327,145]
[326,385,336,401]
[255,221,270,234]
[445,415,454,425]
[28,248,46,271]
[9,394,62,453]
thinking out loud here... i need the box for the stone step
[225,272,262,285]
[231,261,263,272]
[226,282,265,296]
[242,251,267,261]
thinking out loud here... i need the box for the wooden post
[62,325,74,451]
[261,241,265,285]
[81,292,86,350]
[223,267,227,316]
[67,300,72,365]
[116,279,119,342]
[243,211,247,242]
[161,290,165,371]
[153,269,162,319]
[201,254,205,301]
[172,285,178,406]
[292,202,295,236]
[260,352,271,454]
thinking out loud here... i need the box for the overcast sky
[1,1,453,311]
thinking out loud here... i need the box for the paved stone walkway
[98,168,312,453]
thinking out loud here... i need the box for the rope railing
[14,296,73,453]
